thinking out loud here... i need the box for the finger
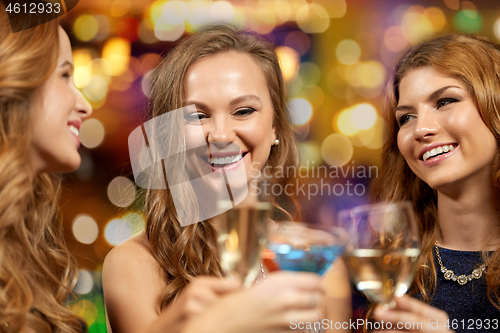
[275,290,322,311]
[392,295,449,321]
[373,307,426,330]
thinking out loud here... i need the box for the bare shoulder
[104,231,160,275]
[103,231,167,333]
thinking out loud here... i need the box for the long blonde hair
[0,8,82,332]
[372,34,500,308]
[144,25,299,309]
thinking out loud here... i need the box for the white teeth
[423,144,456,162]
[69,125,79,137]
[209,154,243,165]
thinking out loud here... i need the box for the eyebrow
[59,60,74,71]
[184,94,262,110]
[395,85,462,112]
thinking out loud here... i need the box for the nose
[75,87,92,118]
[413,109,439,141]
[206,116,235,147]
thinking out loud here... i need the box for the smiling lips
[420,144,457,162]
[202,152,248,167]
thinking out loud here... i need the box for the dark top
[427,247,500,333]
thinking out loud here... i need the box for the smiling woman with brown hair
[0,7,92,331]
[103,25,327,333]
[371,34,500,332]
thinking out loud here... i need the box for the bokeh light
[284,30,311,56]
[107,177,136,208]
[104,213,146,246]
[74,15,98,42]
[336,40,361,65]
[276,46,300,82]
[102,38,131,76]
[72,214,99,244]
[401,10,434,45]
[384,26,409,52]
[299,141,322,167]
[79,119,105,149]
[209,1,234,23]
[454,9,483,33]
[296,4,330,34]
[321,134,353,167]
[74,270,94,295]
[69,300,98,327]
[494,18,500,41]
[313,0,346,18]
[298,62,321,87]
[288,98,313,126]
[351,103,378,130]
[110,0,131,17]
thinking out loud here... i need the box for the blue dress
[427,246,500,333]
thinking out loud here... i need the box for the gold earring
[274,139,279,146]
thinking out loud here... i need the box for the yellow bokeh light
[249,6,276,34]
[336,109,357,136]
[110,0,131,17]
[155,19,185,41]
[147,1,166,27]
[401,12,434,45]
[69,300,97,326]
[276,46,300,82]
[102,38,131,76]
[299,85,324,109]
[73,49,93,89]
[350,61,385,89]
[299,141,322,166]
[423,7,446,31]
[336,40,361,65]
[79,118,105,149]
[74,15,98,42]
[274,0,292,22]
[82,76,108,102]
[321,134,353,167]
[350,103,377,130]
[296,4,330,34]
[313,0,346,18]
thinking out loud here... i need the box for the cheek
[397,130,413,160]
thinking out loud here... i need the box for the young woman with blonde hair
[103,25,328,333]
[371,34,500,332]
[0,8,91,332]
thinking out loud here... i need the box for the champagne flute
[337,202,420,309]
[213,178,271,287]
[267,221,347,274]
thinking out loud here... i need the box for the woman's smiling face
[31,27,92,175]
[182,51,276,186]
[395,66,497,191]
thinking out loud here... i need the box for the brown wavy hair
[371,34,500,309]
[0,8,82,333]
[144,25,299,309]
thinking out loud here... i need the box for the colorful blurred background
[59,0,500,330]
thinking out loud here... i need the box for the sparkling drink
[343,248,420,305]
